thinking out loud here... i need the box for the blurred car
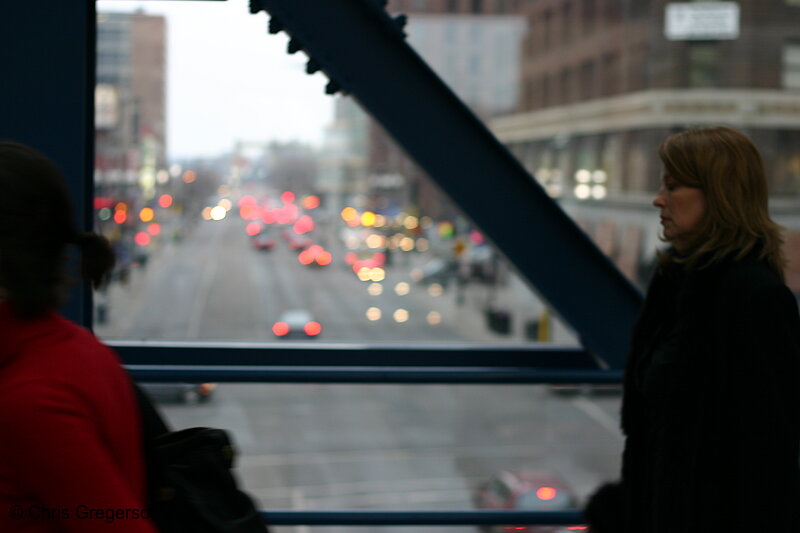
[416,257,457,287]
[139,382,217,404]
[251,233,276,251]
[272,309,322,339]
[473,471,583,533]
[286,234,313,251]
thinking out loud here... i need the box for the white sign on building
[664,2,740,41]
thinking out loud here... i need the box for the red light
[94,197,114,209]
[238,195,257,207]
[536,487,557,501]
[148,223,161,235]
[316,251,332,266]
[134,232,151,246]
[280,191,295,204]
[298,250,314,265]
[240,204,259,220]
[272,322,289,336]
[246,222,263,236]
[158,194,173,209]
[302,195,320,210]
[113,210,127,224]
[293,215,315,234]
[567,527,588,531]
[304,321,322,336]
[344,252,358,265]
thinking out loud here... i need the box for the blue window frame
[0,1,640,527]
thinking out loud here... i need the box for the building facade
[490,0,800,287]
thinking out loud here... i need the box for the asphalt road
[96,213,622,533]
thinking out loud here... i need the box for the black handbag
[133,383,270,533]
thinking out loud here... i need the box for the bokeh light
[394,282,410,296]
[366,307,382,321]
[428,283,444,297]
[368,283,383,296]
[134,232,151,246]
[210,206,227,221]
[139,207,154,223]
[393,309,409,323]
[426,311,442,325]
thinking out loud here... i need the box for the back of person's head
[0,141,115,317]
[657,125,785,277]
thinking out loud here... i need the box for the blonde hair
[656,126,786,278]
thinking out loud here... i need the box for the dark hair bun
[74,232,116,289]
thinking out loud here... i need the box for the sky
[98,0,335,160]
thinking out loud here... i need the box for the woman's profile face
[652,171,706,246]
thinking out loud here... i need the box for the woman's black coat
[586,250,800,532]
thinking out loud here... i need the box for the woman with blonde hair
[585,126,800,532]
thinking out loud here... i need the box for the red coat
[0,302,157,533]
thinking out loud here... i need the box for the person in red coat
[0,141,157,533]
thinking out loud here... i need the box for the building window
[688,43,720,87]
[579,60,594,100]
[783,41,800,90]
[543,10,553,51]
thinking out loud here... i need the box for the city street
[96,213,623,533]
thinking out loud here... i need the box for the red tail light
[304,321,322,336]
[272,322,289,336]
[536,487,557,500]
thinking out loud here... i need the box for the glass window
[688,42,720,87]
[94,0,800,515]
[784,41,800,89]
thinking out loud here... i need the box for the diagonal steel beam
[251,0,643,369]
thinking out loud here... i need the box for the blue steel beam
[260,510,585,526]
[128,365,624,384]
[250,0,643,369]
[113,341,595,367]
[0,3,95,328]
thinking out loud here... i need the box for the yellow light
[393,309,409,323]
[394,282,410,296]
[369,267,386,282]
[341,207,358,222]
[366,307,382,321]
[427,311,442,325]
[428,283,444,297]
[139,207,155,223]
[400,237,415,252]
[210,206,227,221]
[368,283,383,296]
[357,267,372,281]
[403,216,419,230]
[361,211,376,227]
[374,215,386,228]
[218,198,233,211]
[201,207,213,220]
[366,234,386,249]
